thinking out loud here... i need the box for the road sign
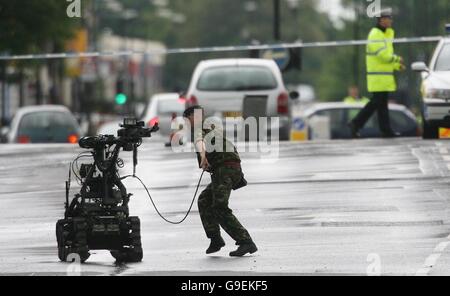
[261,48,291,70]
[293,118,306,130]
[291,117,308,141]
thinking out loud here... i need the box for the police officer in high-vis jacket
[348,8,405,138]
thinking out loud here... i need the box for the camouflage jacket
[193,126,241,169]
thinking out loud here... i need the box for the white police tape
[0,36,443,61]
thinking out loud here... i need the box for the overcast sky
[319,0,355,28]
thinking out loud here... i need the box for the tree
[0,0,80,107]
[0,0,80,54]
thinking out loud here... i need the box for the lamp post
[353,1,363,88]
[243,1,258,41]
[286,0,300,38]
[121,9,138,115]
[274,0,281,41]
[1,60,6,125]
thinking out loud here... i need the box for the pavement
[0,138,449,276]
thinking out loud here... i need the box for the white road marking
[415,144,450,276]
[424,254,442,268]
[434,242,450,253]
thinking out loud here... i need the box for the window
[18,111,78,139]
[435,44,450,71]
[197,66,278,91]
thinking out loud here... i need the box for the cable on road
[121,170,206,225]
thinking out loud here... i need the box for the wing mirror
[289,91,300,100]
[411,62,429,73]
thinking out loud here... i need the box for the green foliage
[3,0,449,107]
[0,0,80,54]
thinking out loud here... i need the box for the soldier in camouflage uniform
[183,106,258,257]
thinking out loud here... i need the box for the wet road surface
[0,138,449,275]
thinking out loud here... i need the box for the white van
[183,58,298,141]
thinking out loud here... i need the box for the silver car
[412,30,450,139]
[0,105,81,144]
[184,59,298,141]
[141,93,186,136]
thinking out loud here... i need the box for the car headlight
[425,89,450,100]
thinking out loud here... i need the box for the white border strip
[0,36,443,61]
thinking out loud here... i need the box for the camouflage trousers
[198,166,253,245]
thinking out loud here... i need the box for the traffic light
[115,93,127,105]
[115,79,127,105]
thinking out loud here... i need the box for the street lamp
[274,0,281,40]
[119,9,138,115]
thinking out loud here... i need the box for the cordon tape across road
[0,36,443,61]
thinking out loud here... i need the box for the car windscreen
[157,98,185,115]
[435,44,450,71]
[197,66,278,91]
[18,111,79,142]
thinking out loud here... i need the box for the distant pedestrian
[343,86,370,105]
[348,8,405,138]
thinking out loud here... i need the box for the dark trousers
[352,91,392,134]
[198,167,252,245]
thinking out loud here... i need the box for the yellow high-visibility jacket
[344,96,370,105]
[366,27,402,93]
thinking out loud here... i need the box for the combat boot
[206,236,226,254]
[229,242,258,257]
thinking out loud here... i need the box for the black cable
[68,152,93,186]
[71,154,93,184]
[122,170,206,225]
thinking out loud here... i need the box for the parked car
[304,102,420,140]
[412,28,450,139]
[183,58,298,141]
[96,118,123,136]
[141,93,186,136]
[0,105,82,144]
